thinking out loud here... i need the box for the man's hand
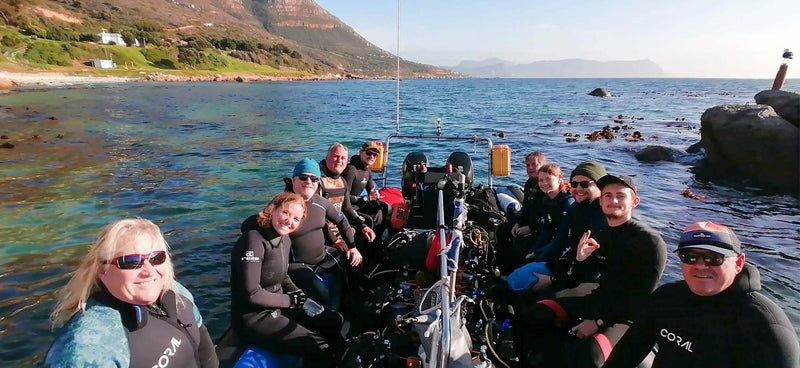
[531,273,552,292]
[333,238,348,252]
[576,230,600,261]
[513,225,531,237]
[569,320,600,339]
[362,226,376,242]
[368,189,380,201]
[346,247,363,266]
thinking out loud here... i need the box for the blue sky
[314,0,799,78]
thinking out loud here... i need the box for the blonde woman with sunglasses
[45,218,217,367]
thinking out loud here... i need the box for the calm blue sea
[1,78,798,366]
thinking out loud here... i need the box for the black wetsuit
[513,220,667,367]
[45,284,217,368]
[548,198,608,288]
[530,190,574,263]
[343,155,390,231]
[231,221,342,368]
[604,263,800,368]
[498,177,545,274]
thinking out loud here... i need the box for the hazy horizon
[315,0,799,79]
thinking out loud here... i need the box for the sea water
[1,78,798,366]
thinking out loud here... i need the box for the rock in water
[700,104,799,192]
[588,88,612,97]
[754,90,800,128]
[635,145,678,162]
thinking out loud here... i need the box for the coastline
[0,71,352,87]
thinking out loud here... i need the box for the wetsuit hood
[239,214,280,242]
[319,159,341,179]
[349,154,368,170]
[733,262,761,293]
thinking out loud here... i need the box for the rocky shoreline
[0,71,351,88]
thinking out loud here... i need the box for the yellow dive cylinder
[369,141,387,173]
[491,144,511,176]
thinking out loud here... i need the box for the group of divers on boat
[43,138,799,368]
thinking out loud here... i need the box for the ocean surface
[1,78,798,366]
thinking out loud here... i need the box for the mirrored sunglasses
[104,251,167,270]
[677,250,727,267]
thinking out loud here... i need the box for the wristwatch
[595,319,606,329]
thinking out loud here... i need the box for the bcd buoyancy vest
[319,174,348,239]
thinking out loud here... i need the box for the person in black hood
[343,141,391,241]
[603,221,800,368]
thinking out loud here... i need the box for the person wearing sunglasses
[511,174,667,368]
[507,160,608,294]
[318,143,377,252]
[233,192,343,368]
[45,218,218,367]
[603,221,799,368]
[343,141,391,244]
[264,158,358,312]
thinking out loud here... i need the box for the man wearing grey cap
[603,221,800,368]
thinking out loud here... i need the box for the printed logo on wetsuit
[360,178,368,185]
[152,337,182,368]
[241,250,260,262]
[660,328,693,352]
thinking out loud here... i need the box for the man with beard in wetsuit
[603,221,799,368]
[343,141,391,242]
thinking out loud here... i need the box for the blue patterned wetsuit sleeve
[173,280,203,327]
[44,304,130,367]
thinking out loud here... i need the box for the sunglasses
[677,250,727,266]
[104,251,167,270]
[296,174,319,182]
[570,180,593,189]
[364,151,379,158]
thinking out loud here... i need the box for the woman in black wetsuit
[231,192,343,368]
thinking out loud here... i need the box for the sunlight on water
[1,79,798,366]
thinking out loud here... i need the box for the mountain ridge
[447,58,666,78]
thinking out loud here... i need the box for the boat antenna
[395,0,401,134]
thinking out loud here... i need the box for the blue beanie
[293,157,321,177]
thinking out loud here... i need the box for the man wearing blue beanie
[293,157,321,179]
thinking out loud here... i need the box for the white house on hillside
[97,31,127,46]
[89,59,116,69]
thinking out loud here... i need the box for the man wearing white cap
[603,221,799,368]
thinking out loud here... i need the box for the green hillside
[0,0,454,78]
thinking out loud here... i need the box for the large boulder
[588,88,612,97]
[700,104,799,192]
[754,90,799,127]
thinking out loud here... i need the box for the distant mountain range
[446,58,666,78]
